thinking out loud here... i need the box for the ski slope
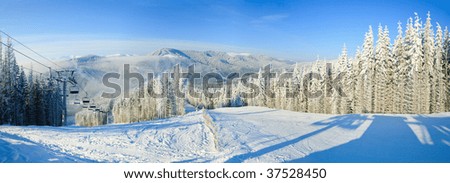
[1,107,449,163]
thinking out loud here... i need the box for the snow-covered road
[1,107,449,162]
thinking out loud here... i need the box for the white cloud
[251,14,289,25]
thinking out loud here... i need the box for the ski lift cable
[74,82,89,97]
[0,30,64,70]
[0,41,51,70]
[20,65,44,75]
[1,31,100,104]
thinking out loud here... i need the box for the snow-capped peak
[151,48,190,59]
[74,55,102,63]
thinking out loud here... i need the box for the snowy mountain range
[70,48,296,73]
[61,48,301,117]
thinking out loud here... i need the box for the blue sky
[1,0,449,63]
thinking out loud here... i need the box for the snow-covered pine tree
[216,86,226,108]
[75,110,107,127]
[0,37,64,126]
[173,65,185,115]
[231,81,244,107]
[42,77,53,126]
[111,99,122,123]
[305,67,315,112]
[154,76,166,118]
[291,63,301,111]
[383,26,394,113]
[352,48,364,113]
[423,12,435,113]
[337,44,350,114]
[277,69,286,110]
[0,35,5,124]
[373,25,393,113]
[324,61,342,114]
[403,18,415,114]
[52,79,63,126]
[331,64,341,114]
[361,26,375,113]
[323,60,331,113]
[410,13,425,114]
[344,47,354,113]
[302,68,309,113]
[2,38,13,124]
[434,23,447,112]
[374,24,386,113]
[164,73,176,114]
[267,77,276,109]
[317,61,326,113]
[4,37,24,125]
[24,68,34,125]
[33,76,45,125]
[393,22,407,113]
[15,67,26,125]
[141,89,149,121]
[285,74,294,111]
[298,65,307,112]
[47,78,62,126]
[257,68,267,107]
[444,27,450,111]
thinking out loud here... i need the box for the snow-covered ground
[1,106,449,163]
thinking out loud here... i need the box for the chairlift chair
[74,99,81,105]
[82,97,90,104]
[69,86,79,94]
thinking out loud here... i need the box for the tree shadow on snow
[0,132,96,163]
[287,115,450,163]
[233,109,279,116]
[224,114,368,163]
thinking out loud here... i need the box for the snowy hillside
[1,106,449,163]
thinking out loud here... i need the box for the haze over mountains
[60,48,305,117]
